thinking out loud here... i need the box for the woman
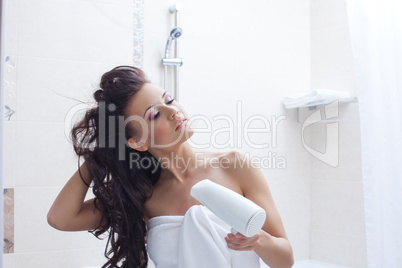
[47,65,294,268]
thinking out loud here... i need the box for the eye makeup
[145,92,175,121]
[143,91,167,118]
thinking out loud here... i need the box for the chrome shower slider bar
[162,4,183,100]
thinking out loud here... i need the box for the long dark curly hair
[70,65,161,267]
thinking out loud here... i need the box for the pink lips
[175,118,187,131]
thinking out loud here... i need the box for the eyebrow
[143,91,168,118]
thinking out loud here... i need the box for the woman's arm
[47,161,106,231]
[223,151,294,268]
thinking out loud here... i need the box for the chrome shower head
[170,27,182,39]
[165,27,183,58]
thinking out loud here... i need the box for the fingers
[225,232,259,251]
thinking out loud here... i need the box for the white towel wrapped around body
[283,88,351,108]
[146,204,261,268]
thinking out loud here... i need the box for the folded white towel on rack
[283,89,351,109]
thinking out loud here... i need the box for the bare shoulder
[220,150,289,239]
[218,150,267,196]
[216,150,255,193]
[198,150,249,172]
[218,150,257,172]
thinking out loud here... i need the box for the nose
[168,105,182,119]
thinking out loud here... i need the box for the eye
[150,110,160,120]
[165,94,175,104]
[148,97,175,120]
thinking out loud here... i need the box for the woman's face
[126,83,193,150]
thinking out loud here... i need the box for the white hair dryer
[190,179,266,237]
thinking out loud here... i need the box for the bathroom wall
[144,0,367,266]
[2,0,367,267]
[143,0,311,263]
[309,0,367,266]
[3,0,136,267]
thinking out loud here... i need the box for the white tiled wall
[144,0,311,262]
[3,0,136,267]
[309,0,367,267]
[143,0,366,266]
[3,0,367,267]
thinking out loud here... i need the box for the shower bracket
[162,58,183,66]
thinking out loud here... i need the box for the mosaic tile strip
[133,0,144,68]
[3,188,14,254]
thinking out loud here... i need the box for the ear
[127,137,148,151]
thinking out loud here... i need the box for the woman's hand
[224,229,262,251]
